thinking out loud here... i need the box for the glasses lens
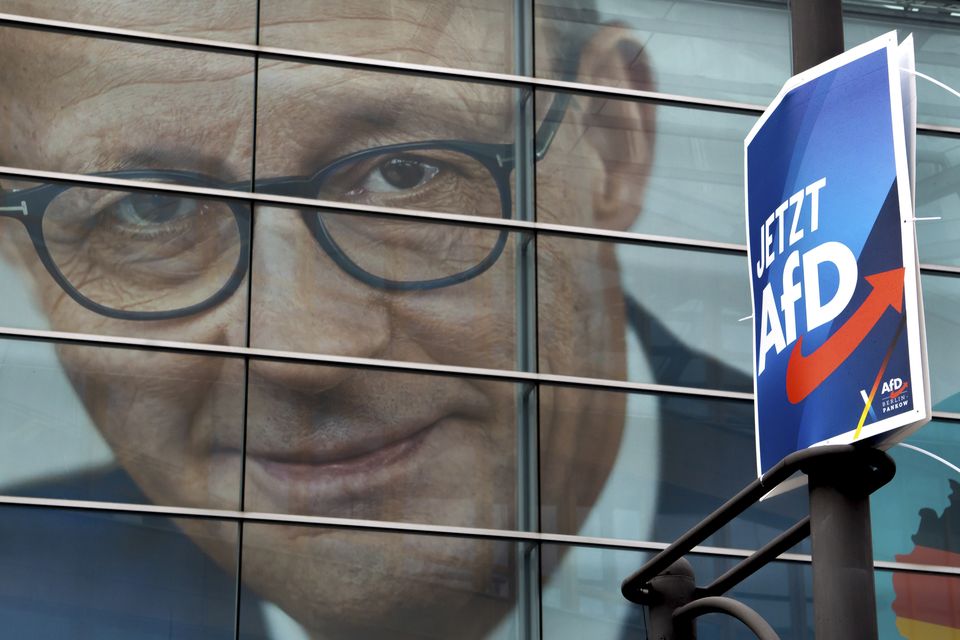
[314,148,506,282]
[42,187,243,314]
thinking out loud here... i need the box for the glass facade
[0,1,956,638]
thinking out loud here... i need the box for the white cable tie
[902,67,960,103]
[738,314,753,322]
[898,68,958,227]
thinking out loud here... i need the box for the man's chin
[240,523,518,640]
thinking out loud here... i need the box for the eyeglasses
[0,92,570,321]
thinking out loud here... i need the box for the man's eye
[352,156,441,194]
[107,193,198,229]
[322,148,500,216]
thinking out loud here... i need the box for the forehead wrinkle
[3,30,251,106]
[260,2,506,69]
[3,0,255,40]
[53,71,248,117]
[78,51,251,93]
[259,69,513,150]
[39,73,252,175]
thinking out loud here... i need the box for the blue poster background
[748,48,912,475]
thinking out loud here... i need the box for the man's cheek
[537,171,597,227]
[0,223,111,334]
[538,238,623,377]
[58,347,246,507]
[536,118,605,228]
[0,220,60,319]
[56,345,241,436]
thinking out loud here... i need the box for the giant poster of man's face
[0,1,663,637]
[5,2,959,638]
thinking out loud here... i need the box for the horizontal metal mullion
[535,222,747,253]
[918,122,960,138]
[874,559,960,577]
[0,325,753,401]
[844,5,960,33]
[0,494,676,554]
[2,495,959,577]
[919,262,960,276]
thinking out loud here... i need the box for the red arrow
[785,267,905,404]
[890,380,910,399]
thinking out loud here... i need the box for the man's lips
[249,422,433,476]
[240,418,442,507]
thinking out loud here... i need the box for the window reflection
[535,0,791,104]
[844,2,960,128]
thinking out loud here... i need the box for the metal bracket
[621,445,896,639]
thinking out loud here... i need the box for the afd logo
[881,377,909,398]
[859,377,911,424]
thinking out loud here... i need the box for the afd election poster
[746,32,930,477]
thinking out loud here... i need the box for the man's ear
[574,24,655,232]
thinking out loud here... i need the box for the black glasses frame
[0,92,571,321]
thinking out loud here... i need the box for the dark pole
[807,476,877,639]
[804,449,895,640]
[790,0,845,73]
[790,4,874,637]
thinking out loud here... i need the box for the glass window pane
[239,524,529,639]
[536,91,752,243]
[0,26,254,188]
[535,0,790,104]
[873,419,960,563]
[0,507,238,639]
[247,207,519,370]
[921,273,960,405]
[544,545,960,640]
[0,1,259,43]
[540,387,808,550]
[844,3,960,129]
[243,365,523,529]
[917,132,960,267]
[259,0,517,73]
[0,339,245,510]
[538,239,752,390]
[543,546,815,640]
[0,182,251,345]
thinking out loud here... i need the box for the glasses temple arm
[534,91,572,161]
[0,189,30,218]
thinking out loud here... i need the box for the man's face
[0,2,649,637]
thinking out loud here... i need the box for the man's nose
[247,208,392,391]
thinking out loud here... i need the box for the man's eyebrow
[295,91,517,169]
[110,148,246,185]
